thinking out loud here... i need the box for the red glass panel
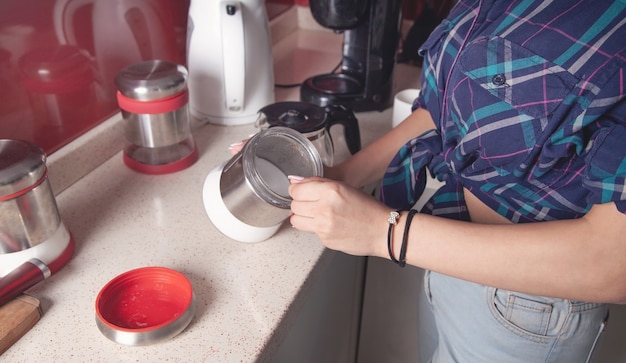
[0,0,187,154]
[0,0,295,154]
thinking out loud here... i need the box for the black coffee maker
[300,0,404,112]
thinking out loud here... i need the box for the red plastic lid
[116,90,189,115]
[96,267,194,332]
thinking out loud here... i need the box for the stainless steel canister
[219,126,323,227]
[115,60,198,174]
[0,139,61,253]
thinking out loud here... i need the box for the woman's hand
[288,176,392,258]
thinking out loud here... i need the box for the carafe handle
[324,105,361,155]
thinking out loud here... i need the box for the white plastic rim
[202,163,281,243]
[0,222,71,277]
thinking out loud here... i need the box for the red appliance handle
[0,234,75,306]
[0,259,50,306]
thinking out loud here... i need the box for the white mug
[392,88,420,128]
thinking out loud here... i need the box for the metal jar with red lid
[0,139,75,305]
[115,60,198,174]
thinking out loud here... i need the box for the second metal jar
[115,60,198,174]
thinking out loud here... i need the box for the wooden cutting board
[0,294,42,355]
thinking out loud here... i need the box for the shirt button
[492,73,507,86]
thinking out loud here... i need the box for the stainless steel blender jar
[0,139,74,305]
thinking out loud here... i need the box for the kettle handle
[324,105,362,155]
[220,1,245,112]
[53,0,93,47]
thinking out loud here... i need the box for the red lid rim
[95,267,194,333]
[123,146,198,175]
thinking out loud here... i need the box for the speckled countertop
[2,8,420,362]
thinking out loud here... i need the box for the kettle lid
[0,139,47,198]
[258,102,327,134]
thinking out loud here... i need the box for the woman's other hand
[227,133,257,155]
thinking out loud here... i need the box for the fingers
[227,133,257,155]
[288,177,327,229]
[289,197,315,218]
[288,177,320,218]
[287,176,329,202]
[228,141,245,155]
[288,175,326,183]
[287,175,305,183]
[289,213,316,233]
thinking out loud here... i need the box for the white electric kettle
[187,0,275,125]
[53,0,182,90]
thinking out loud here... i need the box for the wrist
[373,208,395,259]
[323,164,343,182]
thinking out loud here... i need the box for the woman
[288,0,626,361]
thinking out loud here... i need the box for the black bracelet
[398,209,418,267]
[387,210,400,264]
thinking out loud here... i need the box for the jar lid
[257,101,328,134]
[0,139,47,198]
[115,60,188,101]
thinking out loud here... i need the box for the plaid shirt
[381,0,626,223]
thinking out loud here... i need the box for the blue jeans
[417,271,609,363]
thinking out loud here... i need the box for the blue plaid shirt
[381,0,626,223]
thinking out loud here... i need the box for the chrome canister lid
[0,139,46,197]
[115,60,188,101]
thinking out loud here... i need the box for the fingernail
[288,175,305,181]
[229,141,244,148]
[248,133,257,138]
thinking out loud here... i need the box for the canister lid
[0,139,47,198]
[115,60,188,101]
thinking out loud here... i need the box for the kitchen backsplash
[0,0,293,154]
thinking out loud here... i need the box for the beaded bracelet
[398,209,418,267]
[387,210,400,264]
